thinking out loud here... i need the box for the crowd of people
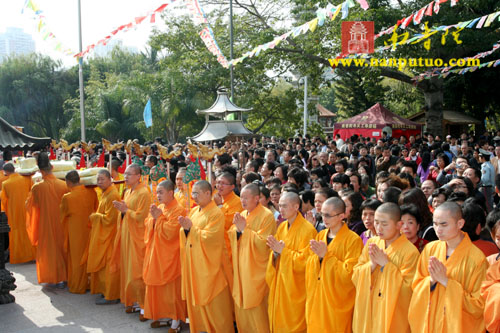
[1,130,500,332]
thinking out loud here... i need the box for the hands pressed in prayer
[305,210,316,225]
[267,235,285,254]
[233,212,247,232]
[113,200,128,213]
[310,239,327,259]
[178,216,193,230]
[429,256,448,287]
[368,243,389,271]
[213,192,223,206]
[150,204,162,220]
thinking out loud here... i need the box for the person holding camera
[436,156,469,185]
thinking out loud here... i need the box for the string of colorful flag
[228,0,369,67]
[415,57,500,81]
[22,0,75,56]
[415,39,500,80]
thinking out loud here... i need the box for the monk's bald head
[127,163,142,175]
[376,202,401,222]
[281,191,301,206]
[193,180,212,194]
[323,197,346,213]
[158,179,175,192]
[242,183,260,197]
[97,169,111,179]
[435,201,462,220]
[2,162,15,175]
[65,170,80,185]
[218,172,236,185]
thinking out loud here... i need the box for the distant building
[92,39,138,57]
[0,27,35,62]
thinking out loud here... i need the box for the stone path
[1,262,189,332]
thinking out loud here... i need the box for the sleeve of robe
[126,193,151,223]
[1,187,8,213]
[60,195,70,255]
[25,185,40,246]
[351,239,375,332]
[481,260,500,333]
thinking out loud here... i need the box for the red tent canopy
[333,103,422,140]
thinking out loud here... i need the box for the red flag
[49,147,56,160]
[117,155,130,174]
[78,152,86,169]
[150,13,156,23]
[96,152,105,167]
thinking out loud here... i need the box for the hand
[305,210,316,225]
[213,192,223,206]
[310,239,327,259]
[233,212,247,232]
[150,205,162,220]
[267,235,285,254]
[444,162,456,172]
[429,256,448,287]
[178,216,193,230]
[113,200,128,213]
[368,243,389,268]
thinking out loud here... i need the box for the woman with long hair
[417,150,432,184]
[399,188,437,241]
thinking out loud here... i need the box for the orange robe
[60,185,98,293]
[1,173,35,263]
[114,183,151,307]
[266,213,317,333]
[228,204,277,333]
[26,174,68,284]
[87,185,121,300]
[409,233,488,333]
[481,259,500,333]
[352,235,419,333]
[180,200,234,333]
[174,189,188,211]
[221,191,242,270]
[305,224,363,332]
[143,199,187,321]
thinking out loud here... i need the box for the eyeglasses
[217,182,232,187]
[318,212,343,219]
[124,172,140,176]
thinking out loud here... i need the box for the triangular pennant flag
[331,5,341,21]
[341,1,349,19]
[401,14,414,28]
[309,18,319,32]
[434,0,440,14]
[355,0,369,10]
[78,153,86,169]
[135,16,146,24]
[476,15,488,28]
[413,7,426,25]
[150,13,156,23]
[49,147,56,160]
[484,12,500,27]
[96,152,105,167]
[450,0,458,6]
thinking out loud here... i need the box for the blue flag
[143,99,152,128]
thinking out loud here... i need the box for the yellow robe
[228,204,277,333]
[408,233,488,333]
[114,183,151,307]
[87,185,121,300]
[26,174,68,284]
[221,192,243,265]
[174,189,188,211]
[305,224,363,332]
[60,185,98,293]
[143,199,187,321]
[481,259,500,333]
[1,173,35,264]
[180,200,234,333]
[266,213,317,333]
[352,235,419,333]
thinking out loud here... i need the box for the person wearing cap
[479,152,495,212]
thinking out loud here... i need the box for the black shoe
[95,298,120,305]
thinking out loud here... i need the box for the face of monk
[433,208,464,241]
[97,173,112,190]
[124,166,141,187]
[374,211,401,241]
[192,184,211,207]
[176,172,185,191]
[216,176,235,197]
[321,203,344,230]
[278,195,299,221]
[240,188,259,212]
[156,186,172,205]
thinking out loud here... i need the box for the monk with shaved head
[306,197,363,331]
[409,202,488,332]
[228,183,276,332]
[266,191,317,332]
[178,180,234,332]
[352,202,420,333]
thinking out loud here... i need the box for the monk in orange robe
[228,184,276,332]
[174,168,188,210]
[306,197,363,332]
[143,180,187,330]
[111,159,125,197]
[60,171,98,294]
[266,192,317,333]
[214,172,242,269]
[112,164,152,318]
[481,259,500,333]
[26,152,68,285]
[352,202,419,333]
[179,180,234,333]
[409,202,488,332]
[1,163,35,264]
[87,169,121,304]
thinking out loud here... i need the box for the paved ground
[1,262,189,332]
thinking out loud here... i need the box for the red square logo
[341,21,374,55]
